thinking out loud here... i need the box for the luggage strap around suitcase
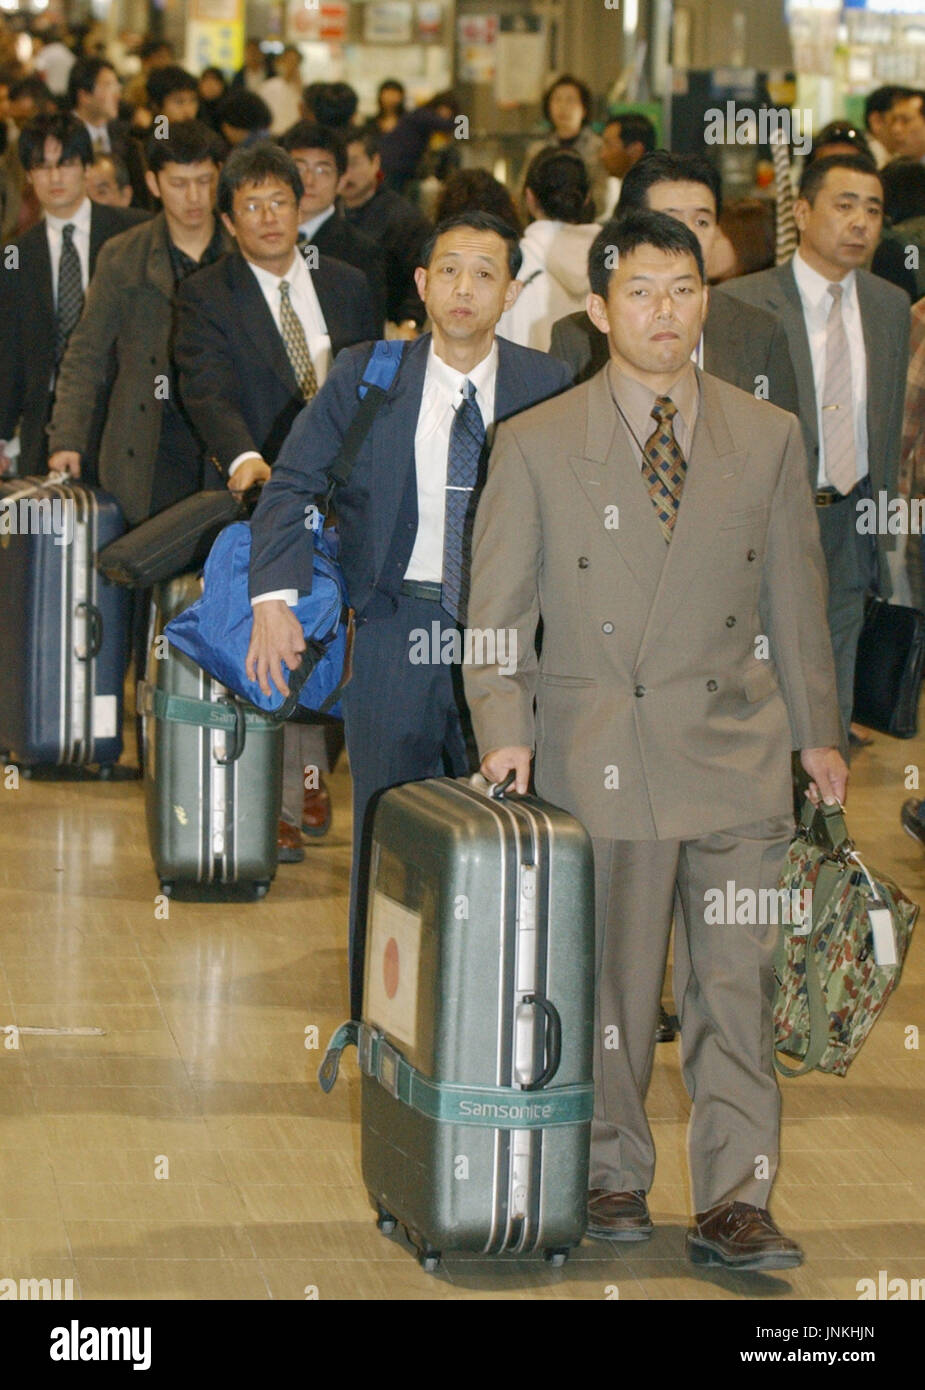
[319,1022,594,1129]
[137,680,279,764]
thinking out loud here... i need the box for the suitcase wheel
[159,881,174,897]
[98,764,114,781]
[417,1251,441,1274]
[252,882,270,900]
[543,1249,569,1268]
[375,1205,397,1235]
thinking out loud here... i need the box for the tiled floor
[1,712,923,1301]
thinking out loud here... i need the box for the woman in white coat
[498,149,601,352]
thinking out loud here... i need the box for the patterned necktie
[442,379,486,623]
[822,283,857,496]
[278,279,318,401]
[55,223,84,365]
[640,395,687,543]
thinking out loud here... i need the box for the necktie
[640,395,687,543]
[278,279,318,401]
[442,379,486,623]
[55,224,84,365]
[822,283,857,496]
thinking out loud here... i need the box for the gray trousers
[590,813,794,1215]
[815,489,878,746]
[280,723,345,826]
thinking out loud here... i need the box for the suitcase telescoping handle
[522,993,562,1090]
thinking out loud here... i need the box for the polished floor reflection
[1,710,923,1301]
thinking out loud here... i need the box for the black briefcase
[852,595,925,738]
[97,488,253,589]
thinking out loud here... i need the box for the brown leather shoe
[687,1202,803,1271]
[587,1188,653,1242]
[302,778,331,837]
[277,819,305,864]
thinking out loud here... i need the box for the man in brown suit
[463,210,848,1271]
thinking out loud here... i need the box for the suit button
[634,684,645,697]
[127,447,134,457]
[725,616,736,627]
[602,621,614,634]
[747,549,757,562]
[706,679,718,692]
[578,556,589,569]
[139,403,145,412]
[150,355,156,365]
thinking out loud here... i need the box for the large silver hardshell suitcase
[321,774,595,1270]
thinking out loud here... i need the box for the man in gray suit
[464,211,846,1270]
[550,151,800,417]
[722,154,909,744]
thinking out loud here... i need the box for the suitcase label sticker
[366,892,421,1049]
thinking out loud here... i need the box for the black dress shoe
[587,1188,653,1241]
[687,1201,803,1271]
[901,799,925,849]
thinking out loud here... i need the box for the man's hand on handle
[480,745,532,796]
[246,599,306,698]
[800,746,849,807]
[48,450,81,478]
[228,456,271,496]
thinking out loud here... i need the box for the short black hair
[606,111,657,154]
[797,152,882,205]
[420,210,523,279]
[808,121,873,165]
[67,57,117,111]
[310,82,359,129]
[865,85,910,129]
[279,121,347,176]
[92,150,131,190]
[880,157,925,225]
[139,38,173,63]
[588,210,705,299]
[888,86,922,114]
[433,168,523,236]
[618,150,723,221]
[147,65,198,111]
[542,73,592,127]
[525,148,592,224]
[378,79,405,105]
[217,140,303,217]
[344,127,379,160]
[9,74,51,106]
[217,90,271,133]
[19,113,93,171]
[146,119,224,174]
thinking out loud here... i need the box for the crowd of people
[0,20,922,1269]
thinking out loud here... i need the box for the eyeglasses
[237,194,297,218]
[293,160,338,179]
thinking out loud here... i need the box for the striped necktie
[442,379,486,622]
[55,223,84,365]
[278,279,318,401]
[822,283,857,496]
[640,395,687,542]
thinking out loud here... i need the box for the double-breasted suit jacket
[464,364,842,842]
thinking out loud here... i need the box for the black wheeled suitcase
[137,574,284,898]
[321,774,595,1271]
[0,476,127,770]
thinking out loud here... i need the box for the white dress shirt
[253,340,499,607]
[46,196,92,303]
[229,249,331,482]
[298,205,336,243]
[404,341,498,582]
[792,248,868,489]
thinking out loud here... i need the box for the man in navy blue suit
[247,210,571,1011]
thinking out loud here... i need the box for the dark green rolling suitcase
[321,774,595,1270]
[138,574,284,898]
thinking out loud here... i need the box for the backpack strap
[324,340,406,504]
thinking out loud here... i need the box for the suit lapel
[763,265,818,450]
[144,213,178,301]
[857,270,891,465]
[636,373,745,665]
[31,224,55,335]
[569,366,667,602]
[227,251,299,394]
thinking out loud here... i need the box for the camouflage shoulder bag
[774,798,918,1077]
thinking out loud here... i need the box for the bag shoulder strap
[325,340,406,498]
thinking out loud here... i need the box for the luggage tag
[868,901,897,967]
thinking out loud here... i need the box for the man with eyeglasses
[0,113,145,477]
[174,141,378,862]
[279,121,387,331]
